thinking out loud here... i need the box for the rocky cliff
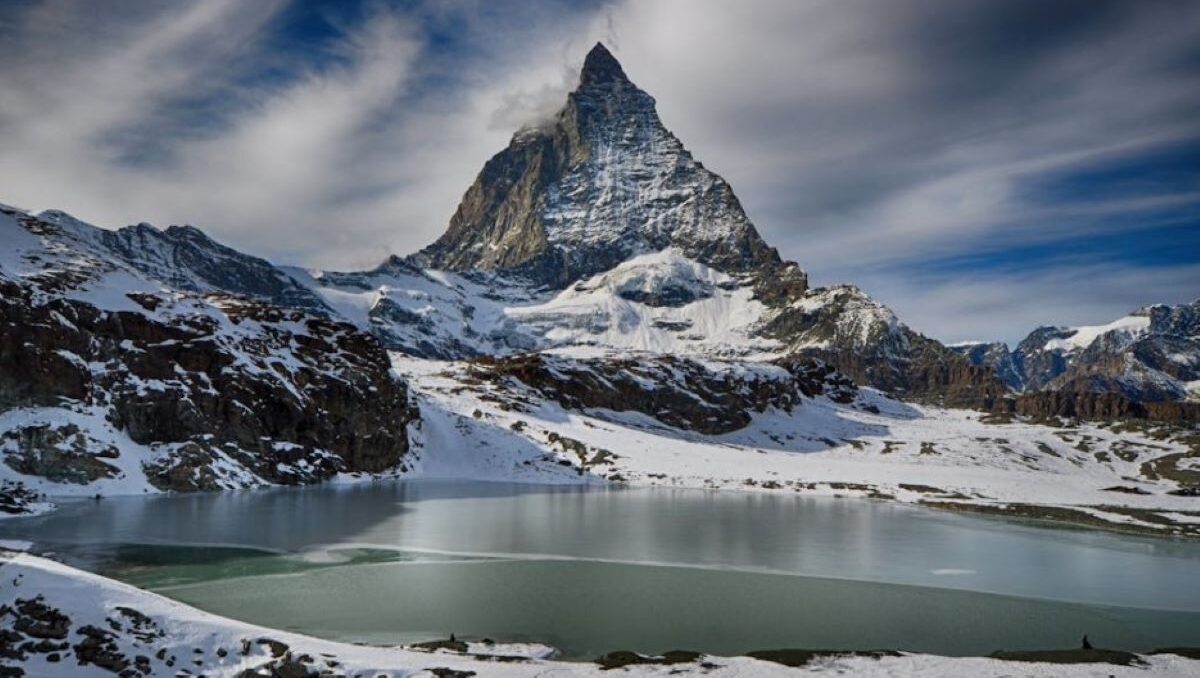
[466,352,860,435]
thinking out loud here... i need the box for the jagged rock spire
[580,42,628,85]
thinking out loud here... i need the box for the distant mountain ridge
[34,209,330,313]
[952,301,1200,403]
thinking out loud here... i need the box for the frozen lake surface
[4,480,1199,658]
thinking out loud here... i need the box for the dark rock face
[1,424,120,484]
[0,207,415,492]
[417,43,797,291]
[9,598,70,641]
[949,341,1024,391]
[1149,301,1200,337]
[806,340,1008,409]
[615,282,710,308]
[997,389,1200,424]
[1012,326,1075,391]
[467,352,858,434]
[0,482,41,515]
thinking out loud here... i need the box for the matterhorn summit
[416,43,797,290]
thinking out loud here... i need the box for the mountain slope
[35,209,330,313]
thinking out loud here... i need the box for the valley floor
[2,546,1199,678]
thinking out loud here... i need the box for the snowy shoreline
[391,355,1200,539]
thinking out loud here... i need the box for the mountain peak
[580,42,627,85]
[418,42,790,289]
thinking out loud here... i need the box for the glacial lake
[3,480,1200,659]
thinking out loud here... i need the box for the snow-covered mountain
[954,302,1200,402]
[0,204,414,498]
[294,43,1003,407]
[35,209,330,313]
[414,44,795,290]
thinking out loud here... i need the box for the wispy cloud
[0,0,600,268]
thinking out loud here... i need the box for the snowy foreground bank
[2,548,1198,677]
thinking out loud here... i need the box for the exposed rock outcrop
[466,352,858,435]
[948,341,1024,391]
[764,285,1009,407]
[997,389,1200,424]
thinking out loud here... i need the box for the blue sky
[0,0,1197,344]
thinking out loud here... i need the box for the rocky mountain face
[0,205,414,496]
[760,285,1007,407]
[948,341,1024,391]
[466,352,861,435]
[36,209,330,314]
[416,44,801,292]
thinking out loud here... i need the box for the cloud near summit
[0,0,1197,343]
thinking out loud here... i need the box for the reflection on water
[3,480,1200,656]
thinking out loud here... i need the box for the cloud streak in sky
[0,0,1196,342]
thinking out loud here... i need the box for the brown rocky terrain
[465,352,860,435]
